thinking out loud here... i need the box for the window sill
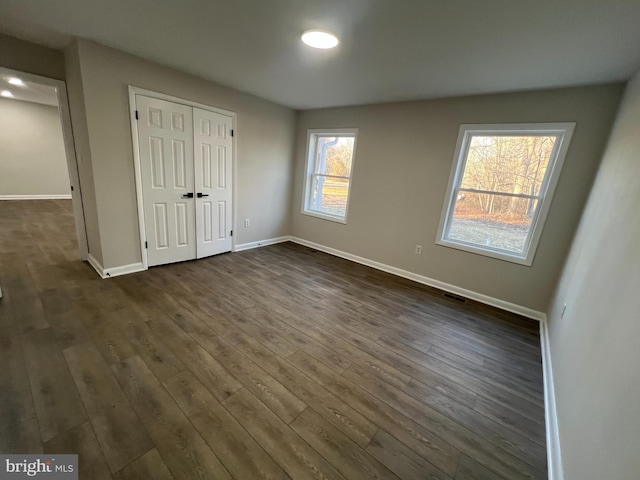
[302,210,347,224]
[435,239,534,266]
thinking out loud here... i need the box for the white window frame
[302,128,358,223]
[436,122,575,266]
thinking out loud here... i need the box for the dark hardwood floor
[0,200,547,479]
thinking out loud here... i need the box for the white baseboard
[0,194,72,200]
[288,236,546,321]
[234,236,291,252]
[87,254,105,278]
[86,254,145,279]
[540,320,564,480]
[103,262,145,278]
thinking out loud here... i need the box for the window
[437,123,575,265]
[302,129,358,223]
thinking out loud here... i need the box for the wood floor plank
[110,355,231,479]
[224,327,378,448]
[113,449,174,480]
[63,343,154,472]
[366,429,453,480]
[70,294,137,365]
[119,321,187,382]
[186,325,306,424]
[287,351,462,477]
[20,328,87,442]
[1,201,548,480]
[44,421,113,480]
[38,289,91,349]
[0,418,43,454]
[455,455,504,480]
[0,326,36,430]
[291,407,400,480]
[278,312,413,390]
[428,346,543,400]
[145,313,243,401]
[336,360,546,479]
[164,371,290,480]
[235,304,353,374]
[377,337,544,422]
[223,389,347,480]
[0,254,49,334]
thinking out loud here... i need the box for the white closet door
[137,95,196,266]
[193,107,233,258]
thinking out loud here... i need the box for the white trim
[86,254,105,278]
[0,67,89,260]
[86,254,144,279]
[302,128,358,224]
[289,236,546,321]
[436,122,575,266]
[128,87,148,271]
[103,262,145,278]
[540,320,564,480]
[234,236,290,252]
[127,86,237,270]
[0,194,72,200]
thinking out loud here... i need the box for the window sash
[444,188,542,254]
[437,123,575,265]
[456,187,542,201]
[307,174,350,217]
[312,135,355,177]
[303,129,358,223]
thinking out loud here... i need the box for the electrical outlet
[415,245,422,254]
[244,219,250,228]
[561,303,567,318]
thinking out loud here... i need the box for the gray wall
[0,98,70,196]
[0,33,65,80]
[291,85,623,313]
[64,40,103,264]
[66,39,296,270]
[547,71,640,480]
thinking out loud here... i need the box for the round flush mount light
[8,77,24,86]
[301,30,339,49]
[1,90,14,98]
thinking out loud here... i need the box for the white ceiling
[1,0,639,109]
[0,69,58,107]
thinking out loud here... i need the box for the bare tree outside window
[303,130,357,222]
[438,124,574,265]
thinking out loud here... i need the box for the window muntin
[437,124,574,265]
[303,129,357,222]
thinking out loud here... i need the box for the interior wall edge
[540,320,564,480]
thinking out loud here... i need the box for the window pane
[460,135,556,196]
[310,176,350,218]
[446,192,539,254]
[316,136,355,177]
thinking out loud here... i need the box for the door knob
[197,193,209,198]
[181,193,194,198]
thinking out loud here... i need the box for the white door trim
[0,67,89,260]
[128,86,237,270]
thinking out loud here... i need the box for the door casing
[0,66,89,260]
[128,86,237,270]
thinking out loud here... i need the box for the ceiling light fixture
[8,77,24,86]
[1,90,14,98]
[301,30,339,49]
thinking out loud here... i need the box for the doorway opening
[0,67,87,261]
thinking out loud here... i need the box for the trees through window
[303,129,357,223]
[437,123,575,265]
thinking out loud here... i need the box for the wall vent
[443,292,467,303]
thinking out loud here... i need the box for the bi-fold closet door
[136,95,233,267]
